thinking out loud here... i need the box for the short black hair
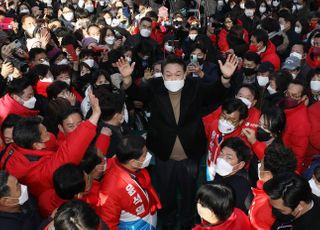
[1,114,22,133]
[288,79,307,96]
[252,29,268,46]
[264,173,312,210]
[221,137,251,163]
[57,107,82,125]
[53,164,85,200]
[236,84,259,100]
[261,17,280,33]
[270,70,292,92]
[46,81,70,100]
[221,98,248,121]
[79,49,94,60]
[80,146,102,174]
[98,90,125,121]
[54,200,100,230]
[0,170,10,198]
[196,183,234,221]
[263,143,297,176]
[161,55,187,73]
[91,69,111,86]
[190,43,207,54]
[13,117,42,149]
[7,77,32,97]
[51,64,72,78]
[278,10,293,25]
[29,48,46,61]
[260,106,286,138]
[33,64,50,80]
[245,0,256,9]
[117,135,146,164]
[243,51,261,65]
[139,17,152,25]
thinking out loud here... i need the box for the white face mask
[83,59,94,68]
[40,77,54,83]
[140,28,151,38]
[237,96,252,109]
[92,36,100,43]
[63,12,74,22]
[218,118,236,134]
[189,34,197,41]
[163,79,185,92]
[290,51,303,60]
[19,184,29,205]
[26,25,35,36]
[215,157,234,176]
[259,6,266,13]
[20,9,30,14]
[295,26,302,34]
[23,96,36,109]
[257,163,262,180]
[245,9,255,17]
[280,24,285,31]
[57,58,69,65]
[41,61,50,66]
[257,75,269,87]
[43,0,52,6]
[85,5,94,13]
[135,152,152,168]
[105,36,115,45]
[164,44,174,52]
[309,178,320,197]
[125,56,132,64]
[310,80,320,92]
[267,85,277,95]
[240,2,245,9]
[105,18,112,25]
[61,0,67,3]
[273,0,280,7]
[154,72,163,78]
[62,79,71,85]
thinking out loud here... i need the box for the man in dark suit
[117,54,238,229]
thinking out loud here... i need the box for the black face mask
[243,67,256,76]
[197,57,205,65]
[256,127,273,142]
[78,73,91,91]
[272,207,295,223]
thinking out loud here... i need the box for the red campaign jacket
[251,141,267,161]
[249,180,275,230]
[202,107,249,180]
[283,103,311,173]
[35,81,52,97]
[218,28,249,53]
[192,208,251,230]
[0,120,96,197]
[259,41,280,71]
[0,93,39,124]
[97,158,161,229]
[57,131,110,156]
[218,29,230,52]
[38,180,101,218]
[306,102,320,166]
[306,47,320,69]
[241,107,260,131]
[71,86,83,103]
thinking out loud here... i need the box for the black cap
[258,61,275,73]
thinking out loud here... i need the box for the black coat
[126,77,230,161]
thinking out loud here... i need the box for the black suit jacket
[126,77,230,161]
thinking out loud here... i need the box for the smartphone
[0,17,13,30]
[65,44,78,62]
[190,54,198,64]
[7,39,21,51]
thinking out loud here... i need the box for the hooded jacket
[0,93,39,124]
